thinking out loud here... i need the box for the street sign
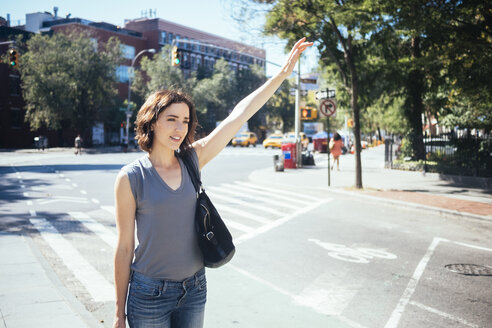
[316,89,336,100]
[319,99,336,117]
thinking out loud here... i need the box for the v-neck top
[121,149,203,280]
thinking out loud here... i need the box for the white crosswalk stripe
[222,182,311,206]
[68,212,117,248]
[29,218,114,302]
[235,181,318,201]
[206,189,285,216]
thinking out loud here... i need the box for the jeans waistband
[131,268,205,288]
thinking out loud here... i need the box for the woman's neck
[148,146,178,168]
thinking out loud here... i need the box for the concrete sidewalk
[249,145,492,221]
[0,232,101,328]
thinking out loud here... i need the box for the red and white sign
[320,99,336,117]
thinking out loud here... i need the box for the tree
[18,30,121,136]
[252,0,384,188]
[265,78,296,132]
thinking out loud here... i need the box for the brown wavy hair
[134,90,198,154]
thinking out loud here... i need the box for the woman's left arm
[193,38,313,169]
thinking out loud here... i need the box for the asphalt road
[1,147,491,327]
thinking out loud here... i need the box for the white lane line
[23,192,29,197]
[214,203,272,224]
[21,185,26,188]
[29,210,37,217]
[229,264,367,328]
[452,241,492,252]
[59,174,65,178]
[224,183,311,206]
[384,237,445,328]
[29,218,114,302]
[236,181,318,201]
[206,190,285,216]
[65,178,71,182]
[209,185,300,210]
[409,301,479,328]
[222,219,254,233]
[26,200,33,206]
[72,183,78,187]
[91,198,100,204]
[68,212,116,248]
[101,206,115,216]
[80,190,87,195]
[235,199,332,245]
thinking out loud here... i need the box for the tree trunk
[407,37,425,160]
[352,85,363,189]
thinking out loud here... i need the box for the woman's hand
[279,37,314,77]
[113,315,126,328]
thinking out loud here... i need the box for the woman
[113,38,313,328]
[329,132,343,170]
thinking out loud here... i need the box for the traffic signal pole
[295,59,302,168]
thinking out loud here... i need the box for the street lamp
[126,48,156,147]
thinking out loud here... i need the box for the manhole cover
[445,264,492,276]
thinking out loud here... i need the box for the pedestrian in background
[112,38,313,328]
[74,134,83,155]
[329,132,343,170]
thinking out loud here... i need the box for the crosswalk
[26,179,331,304]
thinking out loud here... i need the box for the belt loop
[194,271,199,287]
[129,270,134,283]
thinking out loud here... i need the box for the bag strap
[181,150,202,195]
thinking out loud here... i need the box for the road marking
[229,264,367,328]
[236,181,318,201]
[68,212,116,248]
[26,200,33,206]
[91,198,100,204]
[21,185,25,188]
[101,206,115,215]
[235,199,332,245]
[384,237,445,328]
[29,218,114,302]
[209,185,300,210]
[222,219,254,233]
[65,178,71,182]
[409,301,479,328]
[206,189,285,216]
[38,196,89,205]
[72,183,78,187]
[29,210,37,217]
[214,203,272,224]
[223,182,310,206]
[23,192,29,197]
[80,190,87,195]
[452,241,492,252]
[308,239,397,264]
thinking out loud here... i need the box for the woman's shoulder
[121,155,149,175]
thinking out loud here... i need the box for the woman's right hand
[113,315,126,328]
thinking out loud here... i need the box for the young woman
[329,132,344,170]
[112,38,313,328]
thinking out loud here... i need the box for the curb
[316,187,492,223]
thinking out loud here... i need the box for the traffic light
[172,46,180,66]
[8,49,19,67]
[301,106,317,120]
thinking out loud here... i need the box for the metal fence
[385,132,492,178]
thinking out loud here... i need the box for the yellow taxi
[284,132,310,149]
[231,132,258,147]
[262,133,284,148]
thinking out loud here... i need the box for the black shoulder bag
[182,152,235,268]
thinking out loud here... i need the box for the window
[183,37,189,50]
[160,31,167,44]
[10,108,22,128]
[116,65,130,83]
[9,75,20,96]
[168,32,174,44]
[176,35,180,47]
[120,44,135,60]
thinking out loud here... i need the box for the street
[1,147,491,327]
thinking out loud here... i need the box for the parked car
[231,132,258,147]
[283,132,310,149]
[262,133,284,148]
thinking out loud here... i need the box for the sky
[4,0,318,76]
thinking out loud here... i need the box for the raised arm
[192,37,313,168]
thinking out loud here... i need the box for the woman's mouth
[170,136,181,143]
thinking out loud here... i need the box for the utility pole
[295,59,302,168]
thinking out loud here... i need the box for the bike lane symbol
[309,239,397,264]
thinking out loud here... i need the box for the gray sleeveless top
[122,149,203,280]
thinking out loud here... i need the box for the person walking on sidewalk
[329,132,343,170]
[112,38,313,328]
[74,134,83,155]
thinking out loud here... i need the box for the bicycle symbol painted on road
[308,239,397,264]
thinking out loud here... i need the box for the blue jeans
[127,268,207,328]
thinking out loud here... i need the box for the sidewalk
[249,145,492,221]
[0,232,101,328]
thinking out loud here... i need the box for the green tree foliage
[18,30,121,133]
[265,78,296,132]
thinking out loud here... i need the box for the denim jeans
[127,268,207,328]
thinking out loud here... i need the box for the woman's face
[152,102,190,151]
